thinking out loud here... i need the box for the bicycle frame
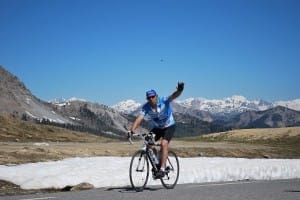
[135,132,160,173]
[129,131,180,191]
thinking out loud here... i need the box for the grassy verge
[178,127,300,158]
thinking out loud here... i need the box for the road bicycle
[128,131,180,191]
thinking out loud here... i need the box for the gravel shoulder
[0,139,294,166]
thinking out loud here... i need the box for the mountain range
[1,65,300,138]
[111,96,300,136]
[112,96,300,117]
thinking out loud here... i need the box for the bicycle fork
[135,153,147,172]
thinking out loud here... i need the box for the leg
[160,139,169,169]
[153,125,175,178]
[159,125,175,170]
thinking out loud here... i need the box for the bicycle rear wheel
[160,150,179,189]
[129,150,149,191]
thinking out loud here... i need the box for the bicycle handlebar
[127,131,160,146]
[127,132,145,144]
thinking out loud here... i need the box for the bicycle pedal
[165,166,171,172]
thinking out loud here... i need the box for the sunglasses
[147,95,156,100]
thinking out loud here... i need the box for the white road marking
[19,197,56,200]
[199,180,254,187]
[186,179,292,188]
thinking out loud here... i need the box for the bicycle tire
[160,150,179,189]
[129,150,149,192]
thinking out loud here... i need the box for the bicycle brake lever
[128,137,133,144]
[127,131,134,144]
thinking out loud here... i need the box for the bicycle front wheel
[129,150,149,192]
[160,150,179,189]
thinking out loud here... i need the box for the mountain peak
[275,99,300,111]
[111,99,141,114]
[0,66,72,123]
[49,97,87,106]
[227,95,248,102]
[0,65,28,93]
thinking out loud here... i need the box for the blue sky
[1,0,299,106]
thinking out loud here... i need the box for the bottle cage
[145,132,155,145]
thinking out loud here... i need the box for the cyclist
[128,82,184,178]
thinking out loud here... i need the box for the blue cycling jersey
[139,96,176,128]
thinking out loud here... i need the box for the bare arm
[169,90,183,101]
[169,82,184,101]
[130,115,144,133]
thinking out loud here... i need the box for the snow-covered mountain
[111,99,141,114]
[112,95,300,115]
[49,97,87,107]
[274,99,300,111]
[176,95,275,114]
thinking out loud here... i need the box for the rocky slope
[0,66,72,124]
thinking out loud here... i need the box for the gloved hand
[126,130,134,139]
[177,82,184,92]
[127,130,135,144]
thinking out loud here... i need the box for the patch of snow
[0,157,299,190]
[34,142,50,146]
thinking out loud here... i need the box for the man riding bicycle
[128,82,184,178]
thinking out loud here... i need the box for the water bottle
[149,149,159,165]
[156,151,160,164]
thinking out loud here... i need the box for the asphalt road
[2,179,300,200]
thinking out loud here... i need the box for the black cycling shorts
[151,125,176,143]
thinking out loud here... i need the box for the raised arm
[169,82,184,101]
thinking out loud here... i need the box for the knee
[161,140,169,149]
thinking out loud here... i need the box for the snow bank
[0,157,299,190]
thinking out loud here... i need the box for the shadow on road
[105,186,162,193]
[285,190,300,193]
